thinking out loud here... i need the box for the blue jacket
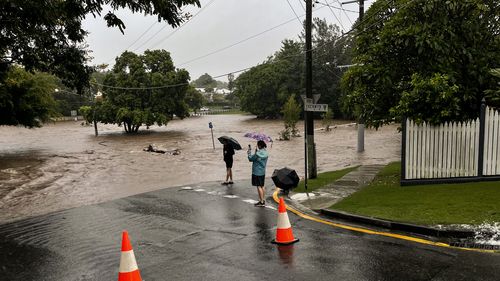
[248,148,268,176]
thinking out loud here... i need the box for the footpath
[282,165,499,250]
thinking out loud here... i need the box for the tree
[280,95,301,140]
[322,108,334,132]
[0,66,58,127]
[192,73,217,89]
[485,69,500,107]
[234,19,353,119]
[0,0,200,127]
[185,86,205,113]
[94,50,190,133]
[235,40,304,118]
[342,0,500,127]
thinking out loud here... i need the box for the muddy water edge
[0,115,400,223]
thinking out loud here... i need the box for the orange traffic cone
[118,231,142,281]
[272,197,299,245]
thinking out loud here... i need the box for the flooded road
[0,115,400,223]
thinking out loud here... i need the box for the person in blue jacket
[248,140,269,206]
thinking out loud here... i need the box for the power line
[97,0,401,91]
[92,81,190,90]
[177,17,299,67]
[285,0,304,27]
[147,0,217,50]
[176,1,335,67]
[314,1,358,13]
[103,19,158,64]
[334,0,354,25]
[297,0,306,12]
[322,0,346,31]
[131,0,217,53]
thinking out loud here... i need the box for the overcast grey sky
[83,0,371,82]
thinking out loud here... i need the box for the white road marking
[223,195,239,199]
[242,199,259,204]
[180,186,193,190]
[194,189,206,192]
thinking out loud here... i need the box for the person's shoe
[221,182,229,185]
[228,181,234,184]
[254,201,265,207]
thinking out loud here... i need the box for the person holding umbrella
[218,136,241,185]
[248,140,269,206]
[221,139,235,185]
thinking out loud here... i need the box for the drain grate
[450,242,500,250]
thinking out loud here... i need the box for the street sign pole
[209,122,215,150]
[303,99,308,191]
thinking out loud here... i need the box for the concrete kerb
[274,190,499,253]
[317,209,476,239]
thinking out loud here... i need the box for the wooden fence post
[478,98,486,177]
[401,117,407,181]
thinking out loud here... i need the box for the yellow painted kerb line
[272,190,497,254]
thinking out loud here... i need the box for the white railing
[404,106,500,180]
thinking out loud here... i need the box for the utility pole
[357,0,365,152]
[305,0,317,179]
[343,0,365,152]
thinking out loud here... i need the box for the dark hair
[257,140,267,149]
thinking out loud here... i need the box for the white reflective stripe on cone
[277,212,292,229]
[119,250,139,273]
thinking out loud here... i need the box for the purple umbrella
[244,132,273,143]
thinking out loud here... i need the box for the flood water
[0,115,400,223]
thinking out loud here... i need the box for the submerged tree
[280,95,301,140]
[94,50,190,133]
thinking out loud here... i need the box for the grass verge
[331,162,500,225]
[294,166,359,193]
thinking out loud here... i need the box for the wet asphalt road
[1,181,499,281]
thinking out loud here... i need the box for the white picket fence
[404,106,500,180]
[483,106,500,175]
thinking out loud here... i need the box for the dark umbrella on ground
[218,136,242,150]
[272,167,300,190]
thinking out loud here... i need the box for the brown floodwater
[0,115,400,223]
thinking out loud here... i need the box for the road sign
[313,94,321,104]
[305,104,328,112]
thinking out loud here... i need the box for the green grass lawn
[331,162,500,225]
[293,166,359,193]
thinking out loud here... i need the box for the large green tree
[192,73,217,89]
[234,18,353,119]
[0,0,199,127]
[94,50,190,133]
[0,66,58,127]
[185,86,205,113]
[342,0,500,127]
[235,40,304,118]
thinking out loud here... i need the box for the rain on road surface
[1,180,499,281]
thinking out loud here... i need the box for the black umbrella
[272,167,300,190]
[218,136,242,150]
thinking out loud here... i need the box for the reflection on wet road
[0,115,400,223]
[1,181,498,281]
